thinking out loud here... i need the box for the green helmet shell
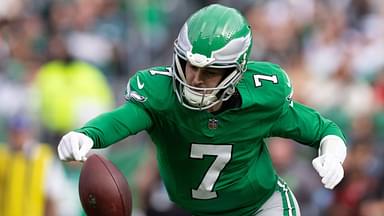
[175,4,252,68]
[173,4,252,110]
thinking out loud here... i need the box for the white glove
[57,131,94,161]
[312,154,344,189]
[312,135,347,189]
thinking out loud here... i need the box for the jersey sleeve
[269,101,346,149]
[75,100,153,148]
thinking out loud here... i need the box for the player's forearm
[75,102,152,148]
[318,135,347,163]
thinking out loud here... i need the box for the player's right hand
[58,131,94,161]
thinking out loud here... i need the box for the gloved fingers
[313,154,345,190]
[324,175,337,189]
[69,134,82,161]
[312,156,326,177]
[322,172,336,189]
[334,167,344,187]
[57,141,65,160]
[78,136,93,161]
[321,158,337,183]
[324,165,344,189]
[57,132,94,162]
[58,137,72,161]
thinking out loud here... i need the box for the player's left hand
[312,154,344,189]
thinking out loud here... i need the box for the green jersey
[77,61,345,216]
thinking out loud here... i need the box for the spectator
[0,115,69,216]
[33,34,114,143]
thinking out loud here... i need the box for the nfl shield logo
[208,119,218,129]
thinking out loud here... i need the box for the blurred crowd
[0,0,383,215]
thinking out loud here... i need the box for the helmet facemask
[172,50,244,110]
[171,4,252,111]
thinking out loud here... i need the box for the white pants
[254,178,301,216]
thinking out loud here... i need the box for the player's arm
[58,101,152,161]
[58,70,160,161]
[270,101,345,147]
[270,101,347,189]
[77,101,152,148]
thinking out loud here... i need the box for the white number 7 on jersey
[190,144,232,199]
[253,74,278,87]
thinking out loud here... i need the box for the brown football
[79,154,132,216]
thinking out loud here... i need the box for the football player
[58,4,347,216]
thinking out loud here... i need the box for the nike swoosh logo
[137,76,144,89]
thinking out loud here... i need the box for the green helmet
[172,4,252,110]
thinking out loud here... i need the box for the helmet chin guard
[183,86,218,108]
[171,4,252,111]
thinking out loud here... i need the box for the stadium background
[0,0,383,215]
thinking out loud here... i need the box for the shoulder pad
[125,66,176,110]
[239,61,293,108]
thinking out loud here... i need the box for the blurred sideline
[0,0,383,215]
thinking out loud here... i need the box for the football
[79,154,132,216]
